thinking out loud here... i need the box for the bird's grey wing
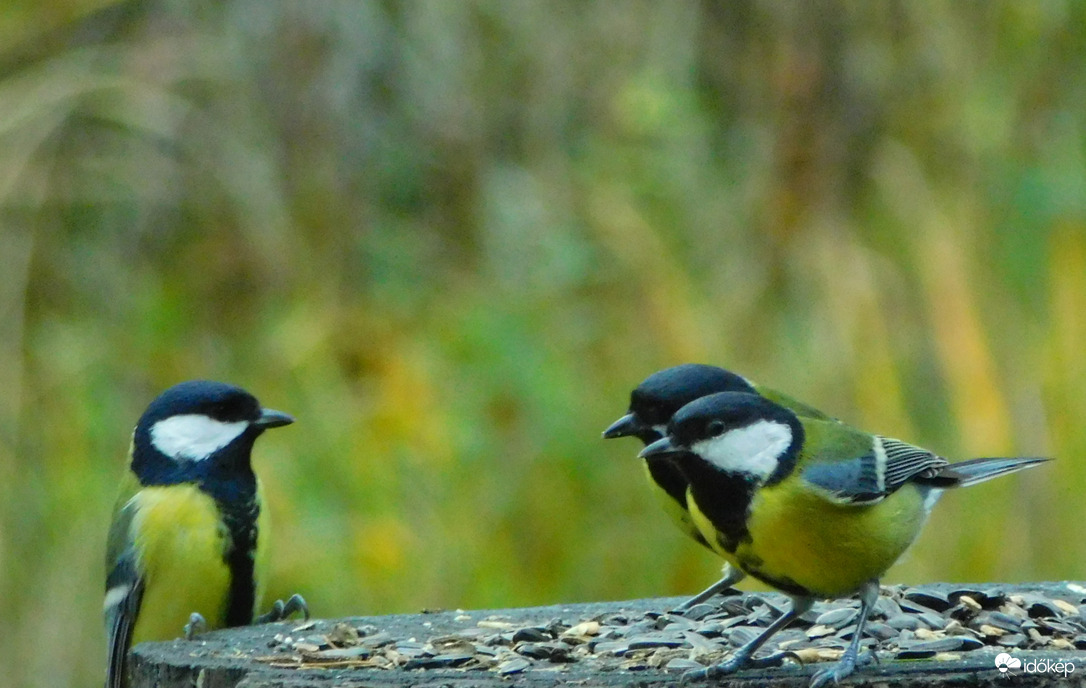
[105,498,144,688]
[800,434,947,505]
[801,453,885,504]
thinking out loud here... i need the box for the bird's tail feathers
[929,456,1049,488]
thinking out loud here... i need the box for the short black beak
[255,407,295,429]
[603,413,642,439]
[639,436,680,459]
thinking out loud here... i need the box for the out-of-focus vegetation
[0,1,1082,685]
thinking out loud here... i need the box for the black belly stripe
[743,565,812,597]
[218,496,260,626]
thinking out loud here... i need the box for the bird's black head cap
[663,391,803,486]
[130,380,292,500]
[668,391,800,448]
[137,380,263,429]
[629,364,756,429]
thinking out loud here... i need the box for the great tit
[639,391,1047,687]
[104,381,306,688]
[602,364,835,608]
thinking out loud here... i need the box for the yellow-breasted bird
[104,381,306,688]
[639,391,1047,687]
[602,364,834,608]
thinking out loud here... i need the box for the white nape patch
[150,414,248,461]
[652,424,668,438]
[103,584,131,612]
[691,419,792,480]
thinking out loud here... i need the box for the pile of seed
[255,584,1086,676]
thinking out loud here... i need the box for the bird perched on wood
[602,364,834,608]
[639,390,1047,686]
[104,380,307,688]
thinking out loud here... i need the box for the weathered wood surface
[131,582,1086,687]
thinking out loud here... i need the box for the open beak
[255,408,295,429]
[638,436,680,460]
[602,413,642,439]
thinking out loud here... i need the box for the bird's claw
[183,612,206,640]
[681,650,797,684]
[256,593,309,624]
[808,647,875,688]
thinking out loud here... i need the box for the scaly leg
[809,581,879,688]
[675,563,746,611]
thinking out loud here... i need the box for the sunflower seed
[900,637,963,652]
[718,600,751,616]
[677,604,717,621]
[497,657,531,675]
[360,631,394,648]
[863,622,898,641]
[626,633,686,650]
[657,614,696,631]
[903,589,951,612]
[873,596,903,619]
[806,624,836,639]
[815,607,859,629]
[979,611,1023,632]
[515,642,571,661]
[666,657,706,671]
[592,640,630,656]
[887,614,921,631]
[1037,618,1077,635]
[512,627,550,643]
[563,621,600,637]
[996,633,1027,648]
[403,653,473,669]
[1026,598,1067,619]
[305,646,372,661]
[898,599,939,616]
[728,626,761,647]
[949,588,1001,607]
[894,633,964,646]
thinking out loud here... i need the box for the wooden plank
[129,582,1086,687]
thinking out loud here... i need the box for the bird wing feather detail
[879,437,949,491]
[105,488,144,688]
[798,426,947,505]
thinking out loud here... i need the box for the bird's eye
[707,420,725,437]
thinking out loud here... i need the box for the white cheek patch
[150,414,248,461]
[691,420,792,480]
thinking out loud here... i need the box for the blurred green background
[0,1,1082,685]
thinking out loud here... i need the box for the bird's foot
[183,612,206,640]
[255,593,309,624]
[681,651,797,684]
[808,647,876,688]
